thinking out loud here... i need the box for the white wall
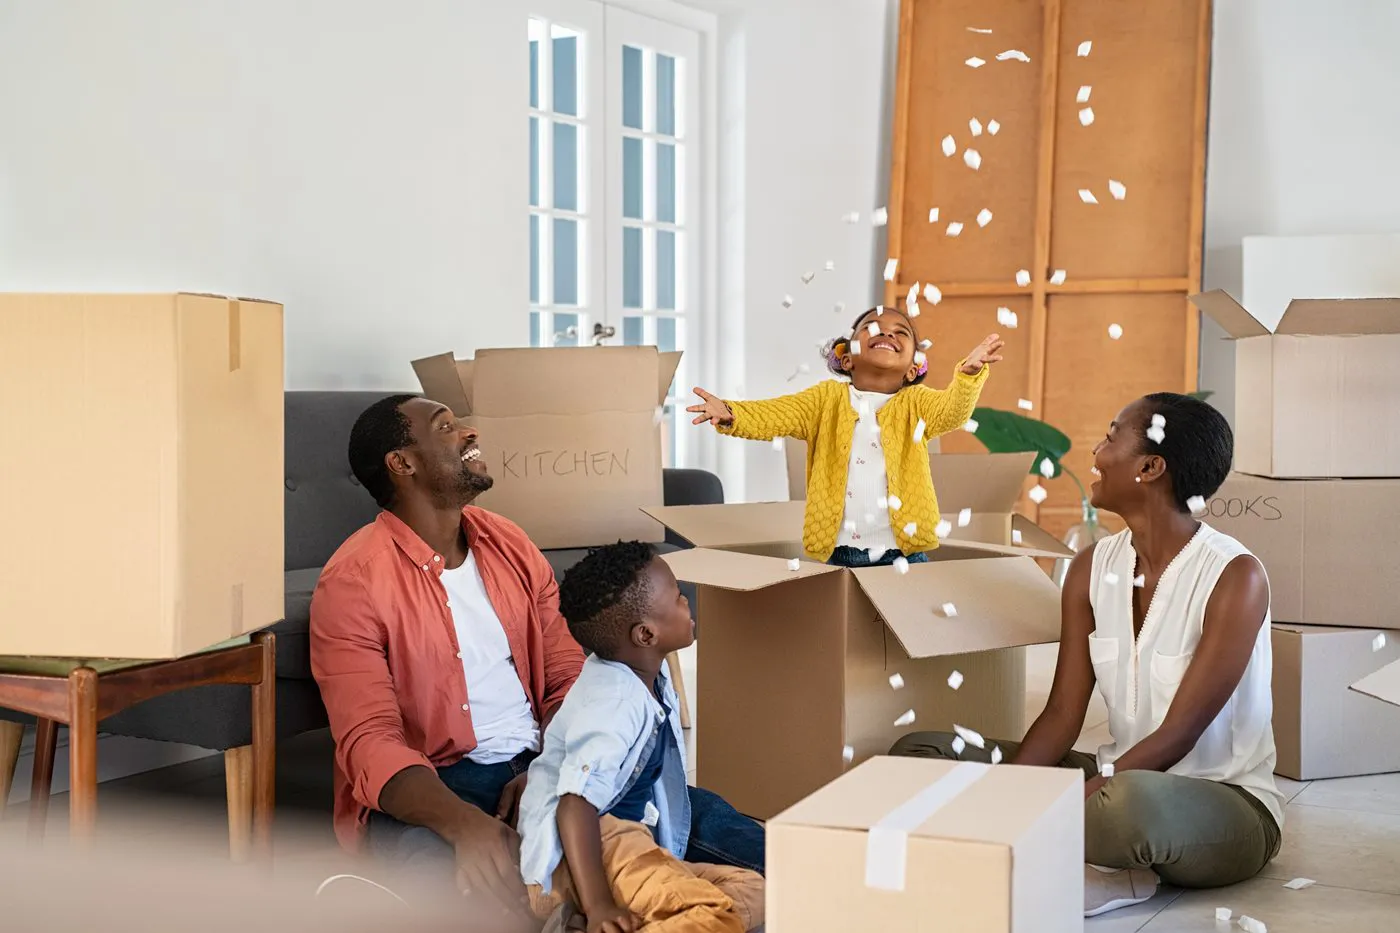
[0,0,527,390]
[1201,1,1400,424]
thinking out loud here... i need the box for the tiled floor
[5,642,1398,931]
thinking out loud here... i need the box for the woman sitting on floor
[891,391,1283,918]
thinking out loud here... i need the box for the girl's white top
[837,385,898,557]
[1088,523,1284,828]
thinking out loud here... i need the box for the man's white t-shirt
[441,552,541,765]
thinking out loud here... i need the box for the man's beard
[429,462,494,509]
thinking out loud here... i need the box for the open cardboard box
[1190,289,1400,478]
[645,453,1072,819]
[413,347,681,550]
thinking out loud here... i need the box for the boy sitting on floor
[517,542,765,933]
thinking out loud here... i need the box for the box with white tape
[767,756,1083,933]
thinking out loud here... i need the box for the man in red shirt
[310,394,584,922]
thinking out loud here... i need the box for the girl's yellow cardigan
[720,365,989,560]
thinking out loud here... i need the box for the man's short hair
[557,541,656,658]
[347,394,419,508]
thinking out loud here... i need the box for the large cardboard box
[1272,624,1400,781]
[768,756,1082,933]
[1190,289,1400,478]
[0,293,284,659]
[647,454,1071,819]
[413,347,681,550]
[1204,473,1400,629]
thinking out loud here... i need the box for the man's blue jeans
[366,753,765,875]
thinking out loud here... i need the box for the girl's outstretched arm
[687,382,826,442]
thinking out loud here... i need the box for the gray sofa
[1,391,721,812]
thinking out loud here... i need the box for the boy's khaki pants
[528,815,764,933]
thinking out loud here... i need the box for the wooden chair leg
[666,650,692,730]
[249,632,276,864]
[28,717,58,843]
[224,745,253,863]
[0,720,24,820]
[67,669,99,843]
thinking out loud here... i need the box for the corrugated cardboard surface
[412,347,680,549]
[1204,473,1400,629]
[768,757,1082,933]
[0,293,284,659]
[1192,289,1400,478]
[1352,657,1400,710]
[1272,624,1400,781]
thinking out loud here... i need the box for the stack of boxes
[1191,282,1400,780]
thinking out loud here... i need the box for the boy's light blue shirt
[518,654,691,893]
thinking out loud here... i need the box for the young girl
[688,306,1003,567]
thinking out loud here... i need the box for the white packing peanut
[966,26,993,34]
[1012,529,1023,545]
[1374,633,1387,652]
[928,207,940,223]
[913,350,926,366]
[1049,269,1067,285]
[1109,179,1127,200]
[997,306,1018,328]
[877,496,889,509]
[842,211,861,224]
[919,337,933,349]
[946,222,964,237]
[1188,495,1207,515]
[1016,268,1031,287]
[782,294,794,308]
[987,119,1001,135]
[953,724,986,749]
[801,270,816,284]
[1040,457,1055,478]
[963,418,979,433]
[977,208,993,227]
[1238,916,1267,933]
[1108,323,1124,340]
[951,735,966,755]
[1216,908,1232,923]
[825,260,836,271]
[1077,40,1092,57]
[787,559,801,571]
[1079,188,1099,204]
[889,673,905,691]
[842,745,855,763]
[913,418,927,443]
[963,148,982,171]
[941,134,957,157]
[995,49,1031,62]
[1017,398,1034,410]
[843,519,857,533]
[889,494,903,509]
[1134,574,1146,588]
[1100,763,1115,778]
[850,341,861,355]
[871,206,889,226]
[957,507,972,527]
[893,709,916,727]
[1079,107,1095,126]
[834,301,847,315]
[1283,878,1316,891]
[1028,485,1048,504]
[893,556,910,575]
[1077,85,1092,103]
[969,117,983,137]
[965,56,986,68]
[903,522,917,536]
[868,321,882,337]
[865,548,879,564]
[935,519,952,538]
[990,746,1004,765]
[940,602,959,618]
[883,258,898,281]
[1147,425,1166,444]
[1151,413,1166,427]
[947,670,964,690]
[923,284,942,304]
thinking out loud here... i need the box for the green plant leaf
[969,407,1072,478]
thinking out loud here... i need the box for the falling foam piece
[902,521,918,536]
[963,418,979,433]
[653,406,665,425]
[990,746,1004,764]
[1077,40,1092,57]
[842,745,855,763]
[1238,917,1268,933]
[969,117,983,137]
[939,602,959,618]
[953,724,986,749]
[946,222,964,237]
[782,294,794,308]
[1012,529,1023,545]
[951,735,966,755]
[883,258,899,281]
[923,284,942,304]
[1146,425,1166,444]
[889,673,905,691]
[834,301,846,315]
[908,283,919,304]
[867,322,882,338]
[996,306,1018,329]
[941,134,957,157]
[977,208,993,227]
[1109,179,1127,200]
[1049,269,1067,285]
[928,207,940,223]
[913,419,927,444]
[935,519,952,538]
[1079,188,1099,204]
[843,519,857,533]
[1017,398,1034,410]
[1079,107,1095,126]
[825,260,836,271]
[1187,495,1207,515]
[965,56,986,68]
[1100,763,1115,778]
[1153,413,1167,428]
[967,26,992,34]
[893,709,917,727]
[947,670,964,690]
[995,49,1031,62]
[889,495,903,510]
[772,438,784,451]
[913,350,926,366]
[918,337,933,350]
[1028,485,1048,505]
[872,207,889,226]
[1104,572,1120,586]
[1040,457,1055,478]
[877,496,888,510]
[907,302,921,318]
[801,271,816,285]
[1374,633,1388,652]
[842,211,860,224]
[1283,878,1316,891]
[1077,85,1092,103]
[1133,574,1146,588]
[987,119,1000,135]
[1016,269,1031,287]
[963,148,982,171]
[1108,322,1124,340]
[786,559,801,571]
[1216,908,1232,923]
[865,548,879,563]
[957,507,972,527]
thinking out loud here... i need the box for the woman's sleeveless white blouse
[1088,523,1285,828]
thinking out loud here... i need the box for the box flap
[936,524,1074,560]
[470,347,666,416]
[642,501,806,549]
[850,556,1061,658]
[660,547,841,591]
[411,353,474,416]
[657,351,682,404]
[1351,658,1400,709]
[1189,290,1272,339]
[1275,298,1400,336]
[929,452,1035,514]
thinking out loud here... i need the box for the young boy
[517,542,764,933]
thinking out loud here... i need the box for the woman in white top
[891,392,1284,917]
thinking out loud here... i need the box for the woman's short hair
[1137,392,1233,513]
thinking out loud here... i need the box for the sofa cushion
[269,567,322,681]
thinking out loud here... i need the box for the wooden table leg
[224,746,252,862]
[67,669,99,843]
[0,720,25,819]
[28,718,58,842]
[249,632,276,864]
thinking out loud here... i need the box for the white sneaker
[1083,863,1159,917]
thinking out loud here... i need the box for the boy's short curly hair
[557,541,657,658]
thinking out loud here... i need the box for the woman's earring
[1135,477,1142,484]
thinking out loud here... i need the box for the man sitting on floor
[311,394,584,927]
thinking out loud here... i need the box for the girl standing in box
[687,306,1002,567]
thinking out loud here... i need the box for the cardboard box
[768,756,1082,933]
[413,347,681,550]
[1352,657,1400,710]
[1272,624,1400,780]
[647,454,1071,819]
[1190,289,1400,478]
[0,293,284,659]
[1204,473,1400,629]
